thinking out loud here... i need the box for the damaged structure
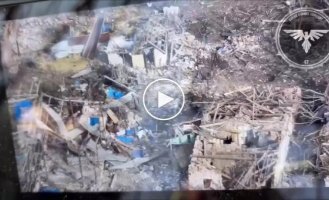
[188,87,301,189]
[4,0,329,192]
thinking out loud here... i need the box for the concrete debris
[188,86,302,190]
[153,48,167,67]
[107,53,124,66]
[106,36,134,53]
[132,54,145,70]
[6,1,329,192]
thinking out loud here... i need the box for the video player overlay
[3,0,329,193]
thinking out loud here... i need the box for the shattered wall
[188,86,302,190]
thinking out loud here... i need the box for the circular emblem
[276,8,329,69]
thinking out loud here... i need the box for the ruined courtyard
[3,0,329,192]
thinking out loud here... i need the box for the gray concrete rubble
[4,0,329,192]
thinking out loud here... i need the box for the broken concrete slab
[154,48,167,67]
[188,136,224,190]
[107,53,124,66]
[132,54,145,70]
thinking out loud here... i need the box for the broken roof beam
[192,155,253,161]
[273,113,295,187]
[81,16,104,59]
[41,102,67,137]
[103,75,131,92]
[148,41,166,54]
[273,87,301,187]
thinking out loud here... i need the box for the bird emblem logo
[283,30,329,53]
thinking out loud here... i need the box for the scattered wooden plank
[110,151,168,170]
[192,155,253,161]
[273,114,295,187]
[224,86,252,97]
[41,103,67,137]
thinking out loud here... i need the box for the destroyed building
[4,0,329,192]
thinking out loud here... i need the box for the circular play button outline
[142,78,185,121]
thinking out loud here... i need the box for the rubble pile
[188,86,301,189]
[3,0,329,192]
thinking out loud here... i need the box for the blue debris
[107,87,125,100]
[125,129,135,136]
[116,136,134,144]
[39,186,61,193]
[131,149,144,158]
[14,100,33,120]
[89,117,100,126]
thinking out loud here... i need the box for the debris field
[3,0,329,191]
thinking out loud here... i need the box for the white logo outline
[275,8,329,69]
[283,30,329,53]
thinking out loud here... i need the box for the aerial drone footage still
[3,0,329,194]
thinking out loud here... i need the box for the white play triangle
[157,91,174,108]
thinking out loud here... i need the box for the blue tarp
[116,136,134,144]
[14,100,33,120]
[107,87,125,100]
[89,117,100,126]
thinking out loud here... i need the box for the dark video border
[1,0,328,200]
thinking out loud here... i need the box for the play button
[157,91,174,108]
[143,78,185,121]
